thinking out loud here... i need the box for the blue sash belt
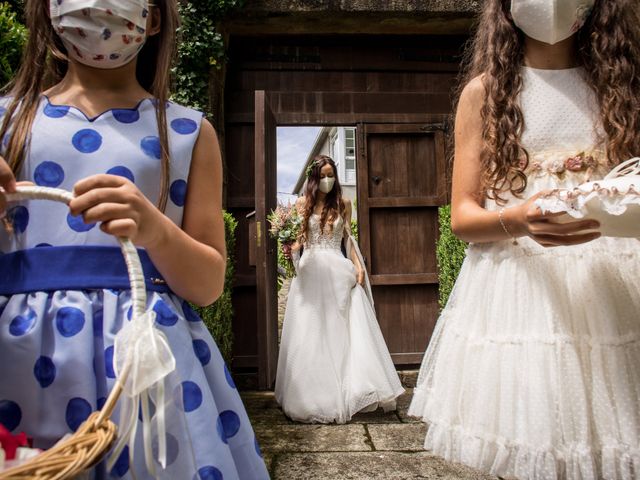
[0,246,171,295]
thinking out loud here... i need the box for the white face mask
[511,0,595,45]
[50,0,150,69]
[319,177,335,194]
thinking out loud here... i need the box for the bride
[275,155,404,423]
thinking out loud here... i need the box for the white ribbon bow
[108,310,176,476]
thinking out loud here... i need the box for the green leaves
[436,205,467,310]
[172,0,244,113]
[0,2,27,87]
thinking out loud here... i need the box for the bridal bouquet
[267,204,303,277]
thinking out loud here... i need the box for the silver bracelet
[498,208,518,245]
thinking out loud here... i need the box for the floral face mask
[50,0,150,69]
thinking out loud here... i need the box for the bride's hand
[511,192,601,247]
[356,268,365,286]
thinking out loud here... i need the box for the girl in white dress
[409,1,640,479]
[275,155,404,424]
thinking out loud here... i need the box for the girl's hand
[0,155,17,216]
[282,242,293,259]
[511,192,601,247]
[69,174,170,248]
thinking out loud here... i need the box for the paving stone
[242,391,293,425]
[396,389,422,423]
[254,424,371,452]
[351,407,400,424]
[368,423,427,451]
[273,452,498,479]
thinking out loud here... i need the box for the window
[344,128,356,184]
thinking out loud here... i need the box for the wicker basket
[0,185,150,479]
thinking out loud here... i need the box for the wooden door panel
[255,91,279,389]
[357,123,447,366]
[373,285,440,364]
[367,134,440,199]
[369,208,438,275]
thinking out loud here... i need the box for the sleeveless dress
[0,96,269,480]
[275,213,404,423]
[409,67,640,479]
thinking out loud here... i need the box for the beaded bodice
[306,214,344,250]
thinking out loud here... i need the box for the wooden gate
[254,91,279,389]
[356,123,447,364]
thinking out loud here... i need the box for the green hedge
[0,2,27,87]
[436,205,467,310]
[192,211,237,363]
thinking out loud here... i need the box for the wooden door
[254,91,279,389]
[357,123,447,364]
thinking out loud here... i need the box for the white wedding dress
[275,213,404,423]
[409,66,640,479]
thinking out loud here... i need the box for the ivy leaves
[0,2,27,87]
[172,0,244,112]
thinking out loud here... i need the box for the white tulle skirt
[275,246,404,424]
[409,236,640,480]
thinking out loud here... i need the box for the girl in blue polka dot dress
[0,0,269,478]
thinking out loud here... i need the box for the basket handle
[5,185,147,318]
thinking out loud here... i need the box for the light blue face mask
[510,0,594,45]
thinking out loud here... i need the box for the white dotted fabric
[409,67,640,479]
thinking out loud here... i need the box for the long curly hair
[0,0,179,210]
[459,0,640,203]
[299,155,345,244]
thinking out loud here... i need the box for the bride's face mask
[319,177,335,194]
[510,0,595,45]
[50,0,150,69]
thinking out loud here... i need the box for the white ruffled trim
[409,389,640,480]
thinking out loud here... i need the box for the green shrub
[192,211,237,363]
[173,0,244,112]
[436,205,467,310]
[350,219,358,241]
[0,2,27,87]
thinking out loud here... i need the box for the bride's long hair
[462,0,640,204]
[299,155,345,244]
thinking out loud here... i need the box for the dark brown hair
[299,155,345,244]
[458,0,640,203]
[0,0,180,210]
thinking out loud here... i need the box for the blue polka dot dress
[0,97,269,480]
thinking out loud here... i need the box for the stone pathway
[241,371,498,479]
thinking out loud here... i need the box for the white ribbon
[107,311,176,475]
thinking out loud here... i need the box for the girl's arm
[343,200,364,285]
[69,119,226,306]
[451,76,600,247]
